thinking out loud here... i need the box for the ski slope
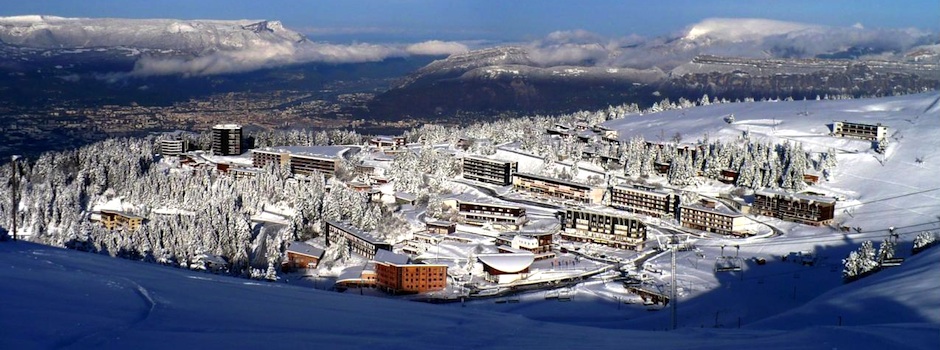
[1,240,937,349]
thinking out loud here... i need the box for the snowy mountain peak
[0,16,305,50]
[684,18,822,42]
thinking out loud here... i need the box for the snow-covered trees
[667,152,695,186]
[878,239,896,261]
[913,231,936,254]
[843,240,880,281]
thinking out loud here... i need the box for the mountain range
[1,16,939,118]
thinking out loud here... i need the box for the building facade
[425,221,457,235]
[610,184,680,219]
[158,138,186,156]
[375,262,448,294]
[831,121,888,141]
[251,146,344,177]
[680,200,750,236]
[512,172,604,204]
[451,201,526,230]
[211,124,242,156]
[99,210,144,231]
[462,156,518,185]
[325,220,392,260]
[752,190,836,226]
[496,232,555,260]
[282,241,325,271]
[561,208,647,251]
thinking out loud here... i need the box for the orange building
[373,249,447,294]
[282,241,325,272]
[99,210,144,231]
[375,262,448,294]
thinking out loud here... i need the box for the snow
[1,241,937,348]
[602,93,940,232]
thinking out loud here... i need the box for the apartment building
[752,189,836,226]
[462,155,518,185]
[610,183,680,219]
[561,208,647,251]
[158,138,186,156]
[211,124,242,156]
[252,146,349,177]
[374,249,447,294]
[512,172,605,204]
[831,121,888,141]
[445,200,527,230]
[679,199,750,236]
[325,220,392,260]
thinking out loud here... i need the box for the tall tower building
[212,124,242,156]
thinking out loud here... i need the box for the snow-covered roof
[514,172,593,190]
[755,189,837,204]
[394,191,417,201]
[463,154,515,164]
[286,242,325,258]
[254,146,351,159]
[373,249,410,265]
[326,220,387,245]
[458,200,523,210]
[426,220,456,227]
[681,200,740,217]
[477,252,535,273]
[212,124,241,130]
[613,183,674,196]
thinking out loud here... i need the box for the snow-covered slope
[1,240,937,349]
[603,92,940,232]
[0,15,303,52]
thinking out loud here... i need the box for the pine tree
[842,251,863,278]
[878,239,896,261]
[857,240,879,273]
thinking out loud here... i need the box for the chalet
[803,173,820,185]
[282,241,326,271]
[99,210,144,231]
[194,253,229,273]
[348,181,372,192]
[561,208,647,251]
[718,169,739,184]
[512,172,605,204]
[425,220,457,235]
[679,199,750,236]
[394,191,418,206]
[355,164,377,176]
[462,155,518,186]
[325,220,392,260]
[752,189,836,226]
[654,161,671,174]
[610,184,680,219]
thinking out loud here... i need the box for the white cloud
[124,41,406,77]
[405,40,469,56]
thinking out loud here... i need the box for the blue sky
[2,0,938,42]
